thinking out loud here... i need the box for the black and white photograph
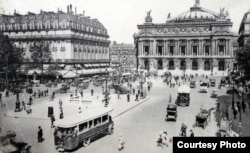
[0,0,250,152]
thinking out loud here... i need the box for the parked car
[190,80,196,88]
[210,79,216,87]
[114,85,130,94]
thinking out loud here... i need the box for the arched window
[218,60,225,71]
[169,60,174,70]
[192,60,198,70]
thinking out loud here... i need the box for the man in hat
[38,126,43,142]
[51,114,55,128]
[190,129,194,137]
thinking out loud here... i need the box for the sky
[0,0,250,44]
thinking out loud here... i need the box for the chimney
[70,4,72,13]
[75,7,77,14]
[14,9,16,14]
[67,5,69,13]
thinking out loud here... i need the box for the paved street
[0,76,227,153]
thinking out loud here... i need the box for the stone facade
[134,0,238,75]
[0,4,110,65]
[110,42,136,72]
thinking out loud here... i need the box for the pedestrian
[161,131,168,147]
[22,101,26,111]
[132,88,135,95]
[118,91,121,99]
[51,115,55,128]
[229,119,232,131]
[118,134,125,151]
[91,89,94,96]
[135,94,139,101]
[190,129,194,137]
[242,102,246,113]
[59,110,64,119]
[233,108,237,119]
[127,93,130,102]
[79,107,82,114]
[148,85,150,91]
[38,126,43,142]
[59,99,63,110]
[180,123,187,137]
[29,96,33,105]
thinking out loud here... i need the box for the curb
[113,97,150,119]
[4,113,50,120]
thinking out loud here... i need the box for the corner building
[134,1,238,76]
[0,4,110,70]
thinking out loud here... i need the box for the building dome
[175,5,218,22]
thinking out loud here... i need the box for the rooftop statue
[167,13,171,19]
[145,10,152,23]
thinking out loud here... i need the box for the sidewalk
[4,83,151,121]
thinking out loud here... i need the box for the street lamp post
[237,82,244,136]
[14,81,20,112]
[104,68,109,107]
[139,69,144,99]
[231,72,235,110]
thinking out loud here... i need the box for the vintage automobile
[59,83,70,93]
[195,109,209,129]
[210,79,216,87]
[211,89,218,98]
[165,103,177,121]
[190,80,196,88]
[199,80,209,93]
[114,85,130,94]
[220,77,227,87]
[176,85,190,106]
[0,130,31,153]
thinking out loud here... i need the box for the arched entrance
[204,60,210,71]
[218,60,225,71]
[192,60,198,70]
[157,59,163,70]
[180,60,186,70]
[169,60,174,70]
[144,59,149,71]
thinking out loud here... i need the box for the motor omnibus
[53,108,114,151]
[176,85,190,106]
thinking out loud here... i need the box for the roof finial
[195,0,200,7]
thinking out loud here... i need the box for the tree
[236,39,250,80]
[0,32,24,88]
[30,41,52,82]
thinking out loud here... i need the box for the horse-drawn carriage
[165,103,177,121]
[195,109,209,129]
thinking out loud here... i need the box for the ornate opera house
[134,0,238,75]
[0,4,111,75]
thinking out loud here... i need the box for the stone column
[199,39,202,56]
[153,39,156,56]
[187,39,191,56]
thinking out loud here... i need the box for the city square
[1,0,250,153]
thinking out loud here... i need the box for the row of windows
[78,115,109,132]
[0,22,107,35]
[143,39,227,44]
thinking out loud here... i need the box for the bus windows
[88,120,93,129]
[94,117,101,127]
[79,122,88,132]
[102,115,109,124]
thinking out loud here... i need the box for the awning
[75,64,82,68]
[62,71,79,79]
[59,64,65,67]
[27,69,42,75]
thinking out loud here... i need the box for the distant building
[0,4,111,76]
[110,42,136,73]
[134,0,238,76]
[238,10,250,49]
